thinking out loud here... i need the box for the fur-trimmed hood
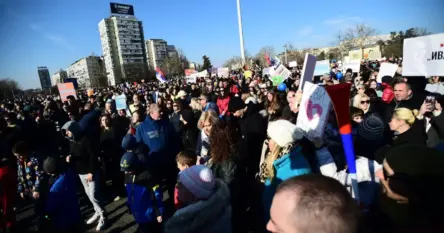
[164,180,232,233]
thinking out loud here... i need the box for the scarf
[259,142,297,183]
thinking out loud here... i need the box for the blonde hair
[264,143,283,181]
[149,103,160,113]
[352,94,369,108]
[393,108,419,126]
[189,98,202,111]
[197,110,219,130]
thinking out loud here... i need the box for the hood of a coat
[61,120,84,141]
[164,180,231,233]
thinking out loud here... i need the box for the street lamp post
[236,0,246,65]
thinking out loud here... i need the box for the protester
[174,149,197,210]
[170,100,183,133]
[217,88,231,119]
[164,165,232,233]
[388,108,426,146]
[196,110,219,164]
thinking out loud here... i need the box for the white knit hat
[267,120,303,147]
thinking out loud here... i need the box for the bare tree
[339,24,376,59]
[254,46,276,67]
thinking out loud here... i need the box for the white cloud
[323,16,362,25]
[297,26,313,37]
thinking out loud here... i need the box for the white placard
[186,76,197,84]
[296,82,332,141]
[402,33,444,77]
[299,53,317,91]
[271,64,292,79]
[425,83,444,95]
[314,59,330,76]
[377,63,398,83]
[217,67,229,78]
[342,60,361,73]
[289,61,298,67]
[115,94,127,110]
[262,67,273,76]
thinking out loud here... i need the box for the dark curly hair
[209,121,238,164]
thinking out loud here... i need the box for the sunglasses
[360,100,370,104]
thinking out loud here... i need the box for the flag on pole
[156,67,167,83]
[264,53,271,66]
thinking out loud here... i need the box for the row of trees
[158,48,191,77]
[223,24,430,67]
[0,78,21,101]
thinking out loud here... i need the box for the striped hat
[179,165,216,200]
[358,115,384,140]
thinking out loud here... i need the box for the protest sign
[425,83,444,95]
[342,60,361,73]
[244,70,252,79]
[115,94,127,110]
[270,76,284,86]
[296,82,332,141]
[377,63,398,83]
[299,53,317,91]
[185,69,197,76]
[186,76,197,84]
[314,59,331,76]
[402,33,444,76]
[272,64,291,79]
[217,67,229,78]
[289,61,297,68]
[57,83,77,102]
[262,67,273,76]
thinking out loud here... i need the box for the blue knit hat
[120,152,139,172]
[179,165,216,199]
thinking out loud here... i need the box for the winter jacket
[0,161,16,229]
[78,109,101,141]
[381,83,394,104]
[125,170,164,224]
[262,147,311,223]
[203,102,219,114]
[169,111,182,133]
[181,125,198,151]
[164,180,232,233]
[16,156,44,194]
[44,169,81,230]
[392,120,427,147]
[217,96,231,116]
[135,116,180,166]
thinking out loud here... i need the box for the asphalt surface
[15,181,170,233]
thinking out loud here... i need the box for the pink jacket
[381,83,394,104]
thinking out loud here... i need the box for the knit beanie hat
[120,151,140,172]
[228,97,246,113]
[179,165,216,200]
[267,120,303,147]
[358,115,385,140]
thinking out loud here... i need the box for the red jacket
[230,85,239,95]
[217,96,231,116]
[0,164,16,230]
[381,83,394,104]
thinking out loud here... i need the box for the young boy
[121,135,163,233]
[351,107,364,136]
[174,149,197,209]
[42,157,81,233]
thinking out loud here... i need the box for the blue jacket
[203,102,219,114]
[125,171,164,223]
[45,169,81,229]
[262,147,311,222]
[135,116,180,165]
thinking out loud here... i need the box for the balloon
[336,72,343,80]
[277,83,287,92]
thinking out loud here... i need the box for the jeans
[79,172,105,217]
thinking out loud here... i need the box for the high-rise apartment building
[99,3,148,86]
[37,66,51,90]
[51,69,68,86]
[67,56,107,88]
[167,45,179,59]
[146,39,168,70]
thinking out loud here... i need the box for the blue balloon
[336,72,343,80]
[277,83,287,92]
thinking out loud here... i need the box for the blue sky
[0,0,443,89]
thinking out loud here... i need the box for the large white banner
[299,53,317,91]
[342,60,361,73]
[296,82,332,141]
[377,63,398,83]
[402,33,444,76]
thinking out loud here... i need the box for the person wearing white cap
[259,119,312,224]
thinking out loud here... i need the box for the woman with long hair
[196,110,220,164]
[99,114,125,201]
[217,88,231,119]
[353,94,372,115]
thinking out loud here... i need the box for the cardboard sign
[270,76,284,86]
[244,70,252,79]
[377,63,398,83]
[299,54,317,91]
[296,82,332,141]
[342,60,361,73]
[314,60,330,76]
[57,83,77,102]
[402,33,444,76]
[115,94,127,110]
[186,76,197,84]
[217,67,229,78]
[425,83,444,95]
[272,64,291,79]
[289,61,298,68]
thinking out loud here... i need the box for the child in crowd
[0,154,16,233]
[174,149,197,209]
[121,135,164,233]
[351,107,364,136]
[12,141,47,232]
[42,156,81,233]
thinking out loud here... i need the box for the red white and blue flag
[155,67,167,83]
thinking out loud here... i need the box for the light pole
[236,0,246,65]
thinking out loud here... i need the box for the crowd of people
[1,58,444,233]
